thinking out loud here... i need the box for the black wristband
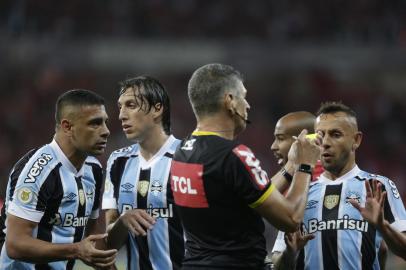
[281,167,293,183]
[297,164,313,175]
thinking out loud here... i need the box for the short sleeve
[224,144,274,208]
[380,178,406,232]
[8,165,61,223]
[102,155,117,210]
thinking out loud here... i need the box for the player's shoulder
[109,144,138,160]
[19,143,61,183]
[355,170,390,183]
[162,135,181,155]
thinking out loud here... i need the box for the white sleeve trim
[102,198,117,210]
[8,201,43,223]
[391,219,406,232]
[271,231,287,253]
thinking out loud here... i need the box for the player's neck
[324,158,356,180]
[196,114,236,140]
[138,129,169,161]
[54,135,86,171]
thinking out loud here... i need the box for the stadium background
[0,1,405,269]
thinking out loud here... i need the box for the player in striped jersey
[0,89,117,270]
[102,76,184,270]
[272,102,406,269]
[269,111,319,269]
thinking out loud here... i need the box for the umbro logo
[121,183,134,193]
[306,200,318,209]
[64,192,77,201]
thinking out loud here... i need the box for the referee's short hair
[188,63,243,118]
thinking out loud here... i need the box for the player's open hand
[350,180,386,228]
[285,230,315,253]
[77,234,117,269]
[119,209,156,236]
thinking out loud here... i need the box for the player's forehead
[74,104,107,122]
[118,87,142,104]
[315,112,356,132]
[274,118,294,136]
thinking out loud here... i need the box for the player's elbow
[6,240,24,260]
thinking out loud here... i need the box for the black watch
[297,164,313,175]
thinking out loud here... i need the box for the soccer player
[0,89,117,269]
[270,112,318,269]
[102,76,184,269]
[170,63,321,269]
[272,101,406,269]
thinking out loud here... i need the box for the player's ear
[352,131,363,151]
[60,119,73,136]
[152,103,164,121]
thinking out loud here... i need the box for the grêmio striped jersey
[272,165,406,270]
[0,140,103,270]
[102,135,184,270]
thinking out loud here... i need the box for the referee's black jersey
[170,131,275,269]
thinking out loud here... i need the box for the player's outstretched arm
[350,180,406,260]
[6,214,117,268]
[106,209,156,250]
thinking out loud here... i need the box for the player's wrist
[296,164,313,175]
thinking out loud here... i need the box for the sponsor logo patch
[17,187,34,204]
[24,153,53,183]
[171,161,208,208]
[232,145,269,190]
[181,139,196,150]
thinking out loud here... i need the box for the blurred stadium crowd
[1,0,406,43]
[0,1,405,268]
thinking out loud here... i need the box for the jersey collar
[192,130,222,137]
[49,139,85,177]
[318,165,361,184]
[137,135,176,169]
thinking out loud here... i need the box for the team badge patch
[151,180,163,196]
[78,189,85,206]
[17,187,34,204]
[324,195,339,209]
[345,191,361,204]
[138,181,150,197]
